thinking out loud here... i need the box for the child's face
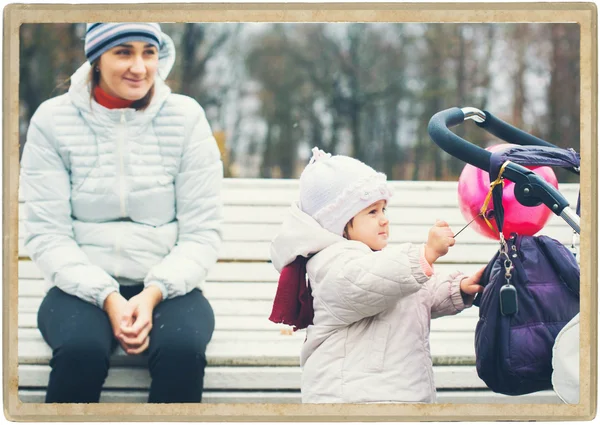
[346,200,389,251]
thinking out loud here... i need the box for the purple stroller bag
[474,233,580,395]
[473,147,580,395]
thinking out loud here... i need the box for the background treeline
[19,23,580,182]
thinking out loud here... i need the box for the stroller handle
[428,107,580,234]
[428,107,491,171]
[476,109,562,150]
[428,107,565,171]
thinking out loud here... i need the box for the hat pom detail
[309,147,331,164]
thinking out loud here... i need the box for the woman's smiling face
[97,41,158,101]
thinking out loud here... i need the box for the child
[269,147,484,404]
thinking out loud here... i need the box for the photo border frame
[3,2,597,421]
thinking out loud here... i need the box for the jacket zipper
[114,111,127,278]
[118,111,127,218]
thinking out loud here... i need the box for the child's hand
[424,220,455,265]
[460,266,486,301]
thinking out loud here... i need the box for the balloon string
[453,212,482,239]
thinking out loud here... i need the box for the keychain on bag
[499,235,518,316]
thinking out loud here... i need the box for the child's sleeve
[316,243,431,325]
[426,271,472,319]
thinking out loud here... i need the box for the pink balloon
[457,144,559,240]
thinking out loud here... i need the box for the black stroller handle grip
[427,107,491,171]
[477,111,558,149]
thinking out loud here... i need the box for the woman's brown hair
[88,61,154,111]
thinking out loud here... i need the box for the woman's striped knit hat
[84,23,162,64]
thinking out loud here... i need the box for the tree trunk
[512,24,528,129]
[260,122,274,178]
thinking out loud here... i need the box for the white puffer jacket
[271,202,471,403]
[20,32,223,309]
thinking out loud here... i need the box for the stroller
[427,107,581,403]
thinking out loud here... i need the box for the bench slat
[18,330,477,366]
[22,237,580,263]
[18,204,480,225]
[16,260,499,283]
[221,178,578,191]
[18,203,578,230]
[17,209,577,262]
[17,260,281,282]
[18,257,500,283]
[16,389,562,404]
[17,389,300,404]
[220,188,462,206]
[16,243,502,263]
[218,187,578,208]
[17,239,504,262]
[18,364,490,390]
[221,205,578,226]
[18,296,480,320]
[17,177,579,194]
[18,221,575,245]
[17,181,579,227]
[18,280,277,299]
[217,181,578,208]
[18,297,281,316]
[17,312,480,332]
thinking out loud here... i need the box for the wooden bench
[17,178,579,403]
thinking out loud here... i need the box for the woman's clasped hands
[104,287,163,355]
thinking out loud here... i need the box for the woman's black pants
[37,285,215,403]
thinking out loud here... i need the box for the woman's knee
[149,334,208,372]
[52,337,111,375]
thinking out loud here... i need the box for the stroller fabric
[551,313,580,403]
[473,147,580,395]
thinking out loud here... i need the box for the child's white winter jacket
[271,202,471,403]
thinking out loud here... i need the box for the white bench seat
[17,179,578,403]
[18,328,479,366]
[20,365,491,389]
[18,365,561,403]
[17,389,561,404]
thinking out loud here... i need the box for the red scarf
[94,86,134,109]
[268,256,314,331]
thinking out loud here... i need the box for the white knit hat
[299,147,392,236]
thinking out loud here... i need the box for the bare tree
[19,23,84,158]
[511,24,529,129]
[545,23,580,182]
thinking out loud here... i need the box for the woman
[20,23,223,403]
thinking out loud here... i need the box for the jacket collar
[270,201,344,272]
